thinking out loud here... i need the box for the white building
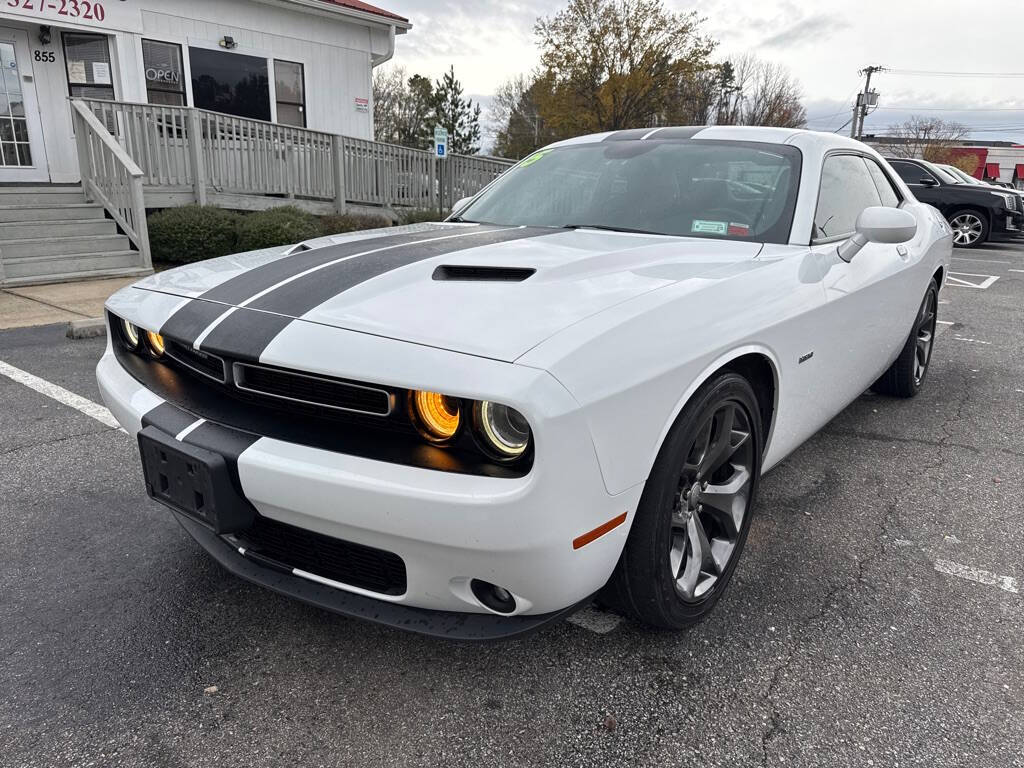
[0,0,410,184]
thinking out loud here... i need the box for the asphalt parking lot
[1,244,1022,768]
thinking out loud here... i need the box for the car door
[809,153,923,416]
[889,160,942,210]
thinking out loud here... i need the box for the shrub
[397,208,445,226]
[147,205,240,264]
[235,205,324,251]
[319,212,392,236]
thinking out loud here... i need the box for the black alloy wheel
[872,278,940,398]
[602,373,763,629]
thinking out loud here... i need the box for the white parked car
[98,127,952,639]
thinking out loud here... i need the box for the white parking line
[1010,269,1024,273]
[934,559,1019,594]
[0,359,122,431]
[566,606,624,634]
[951,257,1012,264]
[946,272,1000,289]
[952,336,991,345]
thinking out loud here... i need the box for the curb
[67,318,107,340]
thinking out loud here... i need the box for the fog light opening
[470,579,517,615]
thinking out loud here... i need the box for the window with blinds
[63,33,115,101]
[142,40,186,106]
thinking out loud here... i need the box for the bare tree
[372,66,436,148]
[884,116,969,161]
[489,73,557,159]
[718,54,806,128]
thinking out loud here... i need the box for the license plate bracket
[138,426,254,533]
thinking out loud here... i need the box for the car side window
[812,154,883,242]
[890,161,935,186]
[865,160,901,207]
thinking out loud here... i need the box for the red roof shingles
[316,0,408,23]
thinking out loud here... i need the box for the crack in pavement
[0,426,121,459]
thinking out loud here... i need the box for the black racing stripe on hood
[199,226,496,306]
[247,226,547,316]
[198,309,293,362]
[159,297,229,344]
[603,128,655,141]
[200,226,549,361]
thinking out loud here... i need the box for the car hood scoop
[136,226,762,362]
[432,265,536,282]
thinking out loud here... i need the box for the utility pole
[851,65,885,140]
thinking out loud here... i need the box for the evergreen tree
[431,66,482,156]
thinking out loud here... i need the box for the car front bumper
[97,335,642,638]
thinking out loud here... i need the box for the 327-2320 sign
[6,0,108,22]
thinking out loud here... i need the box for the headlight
[145,330,166,357]
[409,391,461,443]
[475,401,531,459]
[991,191,1016,209]
[121,319,140,349]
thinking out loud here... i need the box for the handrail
[73,97,512,220]
[70,99,152,270]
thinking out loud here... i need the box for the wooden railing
[70,100,152,269]
[76,98,514,213]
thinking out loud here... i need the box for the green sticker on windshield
[519,150,551,168]
[691,220,727,235]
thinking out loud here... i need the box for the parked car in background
[886,157,1024,247]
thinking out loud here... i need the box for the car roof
[545,125,871,153]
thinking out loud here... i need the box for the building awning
[1015,164,1024,180]
[985,162,1001,179]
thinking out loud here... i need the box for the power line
[886,68,1024,79]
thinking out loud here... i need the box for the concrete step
[0,184,82,194]
[1,234,131,259]
[0,204,107,223]
[0,218,117,239]
[0,190,87,206]
[1,250,144,281]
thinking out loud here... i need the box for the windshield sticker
[519,150,551,168]
[691,220,728,235]
[727,222,750,236]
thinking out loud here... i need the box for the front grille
[165,340,227,382]
[233,363,393,416]
[241,515,407,596]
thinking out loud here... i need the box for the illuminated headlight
[409,391,462,443]
[145,330,166,357]
[120,318,141,349]
[475,401,531,460]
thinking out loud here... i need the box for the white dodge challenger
[98,127,951,639]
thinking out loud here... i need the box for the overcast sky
[385,0,1024,145]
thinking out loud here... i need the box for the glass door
[0,27,49,183]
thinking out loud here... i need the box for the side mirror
[919,177,938,187]
[836,206,917,263]
[452,196,473,214]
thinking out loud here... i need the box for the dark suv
[885,157,1023,247]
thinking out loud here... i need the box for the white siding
[1,0,399,183]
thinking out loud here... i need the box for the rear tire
[948,209,988,248]
[872,279,939,398]
[601,373,763,629]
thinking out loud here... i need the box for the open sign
[145,68,180,84]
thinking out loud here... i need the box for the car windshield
[458,140,802,244]
[923,161,960,185]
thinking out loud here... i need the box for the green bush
[319,212,392,236]
[235,205,324,251]
[397,208,445,226]
[147,205,240,264]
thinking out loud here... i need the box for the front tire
[601,373,763,629]
[948,209,988,248]
[872,279,939,398]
